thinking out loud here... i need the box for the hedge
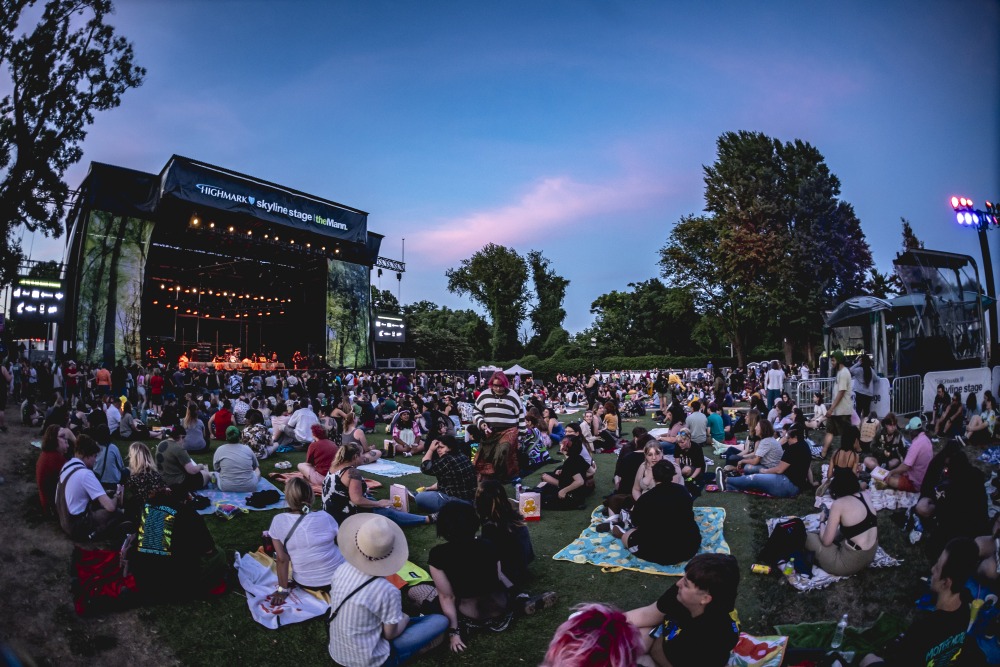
[483,355,738,381]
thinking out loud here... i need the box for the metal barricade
[890,375,923,418]
[783,378,837,418]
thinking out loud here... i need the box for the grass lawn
[134,411,938,666]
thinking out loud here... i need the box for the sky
[15,0,1000,334]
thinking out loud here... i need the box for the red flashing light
[951,196,960,208]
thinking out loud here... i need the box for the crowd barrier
[890,375,922,418]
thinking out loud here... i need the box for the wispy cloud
[406,169,674,263]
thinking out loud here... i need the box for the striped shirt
[473,389,527,434]
[327,562,403,667]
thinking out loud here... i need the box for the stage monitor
[13,277,65,323]
[374,314,406,343]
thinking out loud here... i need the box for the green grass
[121,414,939,665]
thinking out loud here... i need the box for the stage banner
[326,258,371,368]
[160,156,367,245]
[870,376,891,419]
[922,367,992,414]
[993,366,1000,398]
[75,210,155,365]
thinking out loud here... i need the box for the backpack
[759,517,807,568]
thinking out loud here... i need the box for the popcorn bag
[519,491,541,521]
[871,466,891,483]
[390,484,409,512]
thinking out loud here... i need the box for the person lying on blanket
[722,425,811,498]
[805,467,878,576]
[625,553,741,667]
[858,537,984,667]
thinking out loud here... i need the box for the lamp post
[949,196,999,361]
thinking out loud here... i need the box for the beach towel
[765,514,901,591]
[195,477,285,515]
[357,459,422,478]
[553,506,729,576]
[775,612,908,656]
[234,550,331,629]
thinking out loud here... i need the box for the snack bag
[519,491,541,521]
[390,483,409,512]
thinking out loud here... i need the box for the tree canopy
[0,0,145,288]
[526,249,569,351]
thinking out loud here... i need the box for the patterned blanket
[357,459,422,478]
[195,477,285,515]
[553,506,730,576]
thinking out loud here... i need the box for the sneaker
[956,435,968,447]
[716,473,725,492]
[522,591,558,615]
[427,513,438,524]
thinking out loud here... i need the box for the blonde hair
[284,477,314,513]
[332,442,362,468]
[128,442,155,475]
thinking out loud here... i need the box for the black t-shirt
[614,451,645,494]
[631,483,700,549]
[481,522,534,588]
[654,585,739,667]
[676,444,706,477]
[883,603,976,666]
[428,537,504,599]
[780,439,812,492]
[558,454,589,490]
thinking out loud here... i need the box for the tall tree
[900,217,924,251]
[370,286,401,315]
[0,0,145,288]
[526,249,569,349]
[445,243,529,360]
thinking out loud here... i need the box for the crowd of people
[6,351,1000,666]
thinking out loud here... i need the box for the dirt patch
[0,408,179,666]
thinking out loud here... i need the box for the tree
[900,217,924,251]
[400,301,490,368]
[866,268,897,299]
[0,0,145,288]
[445,243,529,360]
[525,250,569,350]
[680,131,873,365]
[370,286,401,315]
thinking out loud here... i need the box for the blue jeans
[384,613,449,665]
[414,491,471,513]
[725,473,799,498]
[374,507,429,527]
[659,442,675,456]
[741,464,765,475]
[766,389,781,410]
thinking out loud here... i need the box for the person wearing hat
[212,425,260,493]
[820,350,855,459]
[884,417,934,492]
[328,514,449,666]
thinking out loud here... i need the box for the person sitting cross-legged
[416,435,477,513]
[722,424,812,498]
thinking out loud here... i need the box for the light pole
[950,196,999,361]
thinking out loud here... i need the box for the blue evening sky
[22,0,1000,334]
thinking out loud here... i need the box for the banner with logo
[922,368,993,413]
[160,156,368,245]
[870,376,891,419]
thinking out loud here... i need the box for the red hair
[541,603,642,667]
[489,371,509,389]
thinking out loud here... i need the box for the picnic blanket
[195,477,285,515]
[357,459,422,478]
[234,550,330,629]
[730,633,788,667]
[775,612,907,656]
[814,486,918,512]
[979,446,1000,466]
[30,440,41,449]
[765,514,901,591]
[553,506,730,576]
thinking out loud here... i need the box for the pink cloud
[406,170,673,263]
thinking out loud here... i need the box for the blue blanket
[195,477,285,515]
[357,460,422,478]
[553,506,730,576]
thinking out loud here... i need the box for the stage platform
[184,361,287,371]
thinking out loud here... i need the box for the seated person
[607,460,701,566]
[341,410,381,464]
[155,425,212,492]
[540,603,643,667]
[124,441,168,523]
[90,424,128,488]
[297,424,339,487]
[914,441,989,560]
[626,554,741,667]
[824,424,860,485]
[673,429,706,493]
[723,425,811,498]
[863,413,905,473]
[36,424,69,514]
[531,436,590,510]
[729,419,780,475]
[804,392,827,429]
[389,409,424,456]
[269,477,345,603]
[632,442,666,501]
[118,401,150,440]
[859,538,982,667]
[475,481,534,591]
[208,399,233,441]
[327,514,449,666]
[883,417,933,492]
[241,409,277,459]
[858,411,880,451]
[181,402,210,454]
[806,468,878,576]
[965,393,998,446]
[934,392,964,438]
[56,434,130,541]
[212,425,260,493]
[416,435,477,512]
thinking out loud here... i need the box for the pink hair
[541,603,642,667]
[489,371,509,389]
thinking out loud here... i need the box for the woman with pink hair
[540,603,643,667]
[471,370,527,481]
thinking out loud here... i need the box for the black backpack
[759,517,807,567]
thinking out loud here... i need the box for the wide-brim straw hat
[338,514,408,577]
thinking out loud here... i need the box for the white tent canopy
[504,364,532,376]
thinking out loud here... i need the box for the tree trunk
[86,214,112,362]
[783,338,794,366]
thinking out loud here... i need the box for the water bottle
[830,613,848,649]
